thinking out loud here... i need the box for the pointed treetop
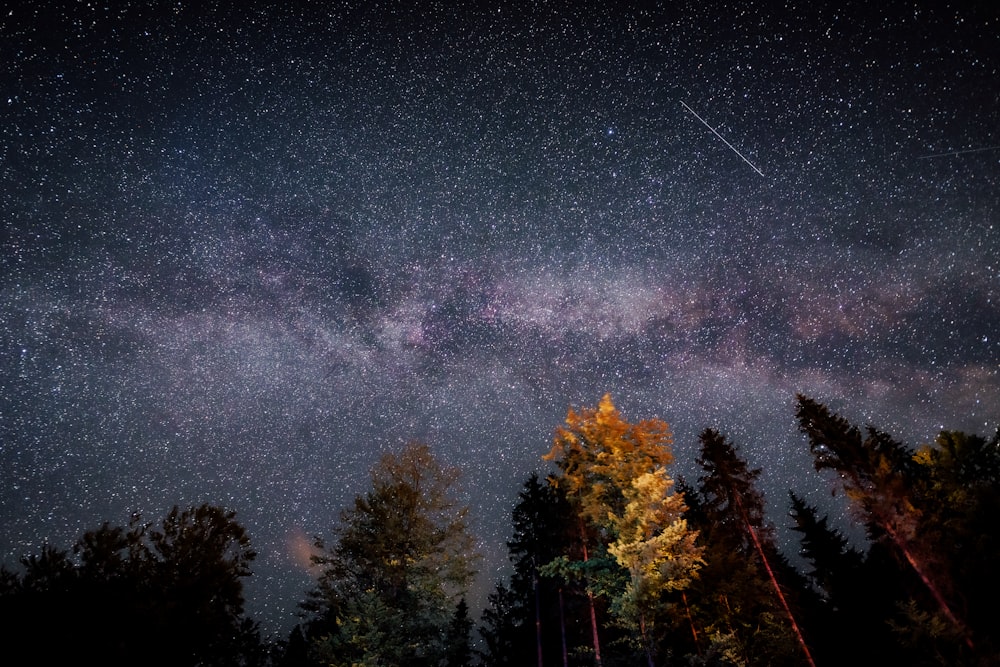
[598,393,616,416]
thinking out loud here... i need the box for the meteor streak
[681,101,765,177]
[917,145,1000,159]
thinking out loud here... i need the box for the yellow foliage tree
[608,468,704,666]
[545,394,700,667]
[545,393,674,527]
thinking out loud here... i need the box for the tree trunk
[682,591,701,656]
[579,518,603,667]
[881,520,973,651]
[558,587,568,667]
[639,611,655,667]
[533,558,544,667]
[733,490,817,667]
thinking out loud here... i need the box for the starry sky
[2,0,998,637]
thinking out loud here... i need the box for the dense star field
[2,1,998,636]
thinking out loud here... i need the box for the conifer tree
[906,429,1000,662]
[787,491,898,665]
[688,428,814,667]
[478,583,529,667]
[304,442,477,667]
[445,597,474,667]
[506,472,578,667]
[795,396,972,651]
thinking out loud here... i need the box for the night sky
[2,1,998,637]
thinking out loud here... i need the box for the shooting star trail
[917,145,1000,159]
[681,101,765,177]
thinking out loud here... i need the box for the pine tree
[795,396,972,651]
[787,492,897,665]
[506,472,578,667]
[787,492,864,605]
[445,598,474,667]
[478,583,530,667]
[908,429,1000,662]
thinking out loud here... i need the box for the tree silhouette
[478,582,530,667]
[788,491,897,665]
[0,503,263,666]
[507,472,579,667]
[795,395,972,651]
[686,428,813,666]
[445,597,474,667]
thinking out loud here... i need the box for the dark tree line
[3,395,998,666]
[0,503,266,666]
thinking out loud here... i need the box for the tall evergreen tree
[686,428,813,667]
[787,492,863,600]
[505,472,578,667]
[787,491,898,665]
[303,442,477,667]
[445,597,474,667]
[794,396,972,652]
[478,583,531,667]
[906,429,1000,663]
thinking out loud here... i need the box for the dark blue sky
[2,0,998,636]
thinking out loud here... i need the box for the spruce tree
[795,396,972,653]
[688,428,813,667]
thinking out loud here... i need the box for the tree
[606,468,703,667]
[478,583,530,667]
[505,472,578,667]
[445,597,474,667]
[787,492,896,665]
[146,504,262,666]
[0,503,264,667]
[304,442,477,666]
[906,429,1000,662]
[686,428,814,667]
[795,396,972,651]
[545,394,675,529]
[787,492,864,601]
[543,394,701,666]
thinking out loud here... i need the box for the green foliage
[304,442,478,666]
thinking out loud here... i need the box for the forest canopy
[2,394,997,666]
